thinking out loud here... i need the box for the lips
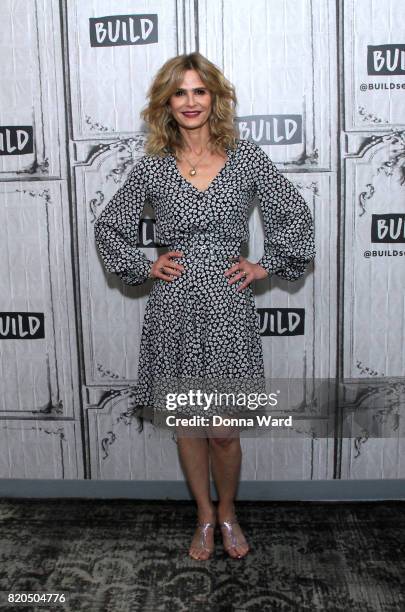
[182,111,201,117]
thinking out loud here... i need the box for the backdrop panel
[0,0,403,487]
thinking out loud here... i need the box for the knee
[209,436,238,450]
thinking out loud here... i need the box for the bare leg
[176,427,216,560]
[208,425,249,558]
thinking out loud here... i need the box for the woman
[94,52,315,561]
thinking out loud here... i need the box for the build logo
[371,214,405,243]
[367,45,405,75]
[89,14,158,47]
[257,308,305,336]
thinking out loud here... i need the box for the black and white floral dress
[94,137,315,423]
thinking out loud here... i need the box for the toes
[189,547,199,560]
[225,542,249,559]
[189,546,211,560]
[235,543,249,558]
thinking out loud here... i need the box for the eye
[173,88,207,96]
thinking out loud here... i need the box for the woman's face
[168,69,212,131]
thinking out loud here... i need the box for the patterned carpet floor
[0,498,404,611]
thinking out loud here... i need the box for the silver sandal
[189,521,215,560]
[219,519,250,559]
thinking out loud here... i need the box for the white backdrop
[0,0,404,484]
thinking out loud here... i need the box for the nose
[185,92,198,106]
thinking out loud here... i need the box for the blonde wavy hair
[140,52,239,157]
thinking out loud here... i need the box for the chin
[176,113,208,126]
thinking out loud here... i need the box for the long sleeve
[252,143,316,281]
[94,157,154,286]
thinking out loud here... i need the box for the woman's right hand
[150,250,185,281]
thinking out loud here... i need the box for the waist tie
[167,235,242,262]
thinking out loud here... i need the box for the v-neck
[168,141,238,195]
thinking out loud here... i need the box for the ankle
[217,501,236,520]
[196,504,216,523]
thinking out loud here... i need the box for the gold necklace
[176,147,212,176]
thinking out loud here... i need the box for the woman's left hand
[224,255,268,291]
